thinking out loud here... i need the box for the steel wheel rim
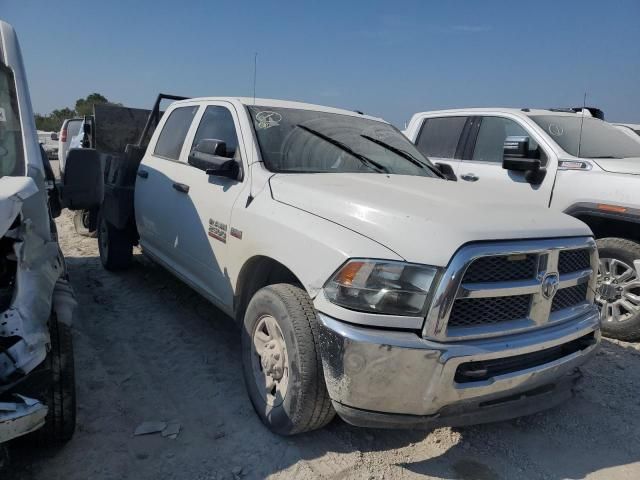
[596,257,640,323]
[251,314,289,407]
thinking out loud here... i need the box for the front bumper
[317,308,600,429]
[0,395,47,443]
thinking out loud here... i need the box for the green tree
[33,93,119,131]
[75,93,109,117]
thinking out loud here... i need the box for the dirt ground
[5,184,640,479]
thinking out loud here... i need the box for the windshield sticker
[548,123,564,136]
[0,107,6,122]
[255,111,282,129]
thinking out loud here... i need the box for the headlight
[323,259,438,316]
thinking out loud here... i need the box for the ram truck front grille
[423,238,598,340]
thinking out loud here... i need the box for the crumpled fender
[0,177,38,236]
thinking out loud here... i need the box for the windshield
[0,63,25,177]
[247,105,438,177]
[531,115,640,159]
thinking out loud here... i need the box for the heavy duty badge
[208,219,227,243]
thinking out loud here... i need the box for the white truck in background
[61,95,600,434]
[404,107,640,340]
[0,20,76,451]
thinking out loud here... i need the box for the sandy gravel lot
[5,203,640,479]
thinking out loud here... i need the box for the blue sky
[3,0,639,127]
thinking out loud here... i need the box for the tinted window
[247,106,438,177]
[191,106,239,159]
[531,115,640,159]
[415,116,467,159]
[153,105,198,160]
[472,116,538,163]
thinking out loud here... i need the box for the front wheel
[29,314,76,444]
[241,284,335,435]
[596,237,640,341]
[98,214,133,271]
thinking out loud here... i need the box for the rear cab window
[415,116,467,160]
[153,105,199,161]
[0,62,25,177]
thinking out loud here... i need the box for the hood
[592,157,640,175]
[0,176,38,236]
[270,174,591,266]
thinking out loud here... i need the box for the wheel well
[573,214,640,243]
[234,256,304,323]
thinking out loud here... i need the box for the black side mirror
[435,162,457,181]
[188,139,239,180]
[51,132,59,141]
[60,148,104,210]
[83,122,92,135]
[502,135,545,184]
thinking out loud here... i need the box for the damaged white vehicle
[0,20,76,447]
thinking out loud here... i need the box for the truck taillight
[60,128,67,142]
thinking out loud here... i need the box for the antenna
[253,52,258,105]
[577,92,586,158]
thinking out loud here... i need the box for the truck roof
[411,107,593,118]
[172,97,386,123]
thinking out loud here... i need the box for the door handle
[172,182,190,193]
[137,170,149,179]
[461,173,479,182]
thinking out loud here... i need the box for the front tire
[596,237,640,341]
[241,284,335,435]
[98,214,133,271]
[29,314,76,444]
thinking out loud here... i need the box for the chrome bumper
[0,395,47,443]
[316,308,600,428]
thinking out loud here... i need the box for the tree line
[34,93,121,131]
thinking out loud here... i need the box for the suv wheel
[596,237,640,341]
[241,284,335,435]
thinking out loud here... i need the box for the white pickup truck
[1,20,76,448]
[405,108,640,341]
[62,97,600,434]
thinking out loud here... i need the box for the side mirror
[82,122,92,135]
[60,148,104,210]
[435,162,457,181]
[51,132,59,141]
[502,135,545,184]
[188,139,239,180]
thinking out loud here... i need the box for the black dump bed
[92,94,189,231]
[93,104,152,154]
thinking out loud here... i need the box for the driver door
[457,115,556,207]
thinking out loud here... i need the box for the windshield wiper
[360,134,444,178]
[296,124,389,173]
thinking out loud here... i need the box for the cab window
[415,116,467,159]
[153,105,198,160]
[191,106,239,159]
[471,116,540,163]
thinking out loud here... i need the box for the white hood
[0,176,38,236]
[270,173,591,266]
[592,157,640,175]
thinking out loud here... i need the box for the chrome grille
[462,254,537,283]
[448,295,531,327]
[558,249,591,274]
[424,237,598,340]
[551,283,589,312]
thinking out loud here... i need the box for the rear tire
[241,284,335,435]
[596,237,640,341]
[29,314,76,445]
[98,214,133,271]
